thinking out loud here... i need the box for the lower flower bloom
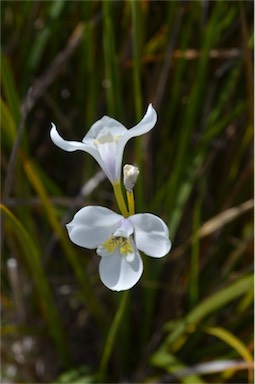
[66,206,171,291]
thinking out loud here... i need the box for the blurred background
[1,1,254,383]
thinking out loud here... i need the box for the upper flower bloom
[66,206,171,291]
[50,104,157,184]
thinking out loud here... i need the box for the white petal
[66,206,122,249]
[95,141,119,181]
[82,116,128,182]
[113,218,134,237]
[125,104,157,138]
[98,245,143,291]
[129,213,171,258]
[50,123,104,167]
[82,116,127,141]
[50,123,88,152]
[115,104,157,180]
[50,123,119,183]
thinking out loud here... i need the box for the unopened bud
[123,164,139,192]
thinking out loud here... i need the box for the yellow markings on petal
[119,237,133,255]
[103,237,119,253]
[102,236,133,256]
[93,134,121,147]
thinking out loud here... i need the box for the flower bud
[123,164,139,192]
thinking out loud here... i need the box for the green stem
[98,291,129,379]
[127,190,135,216]
[113,182,129,217]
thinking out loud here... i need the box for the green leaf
[152,274,253,360]
[1,55,21,124]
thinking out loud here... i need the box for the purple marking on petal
[113,218,134,238]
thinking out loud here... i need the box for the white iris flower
[66,206,171,291]
[50,103,171,291]
[50,104,157,184]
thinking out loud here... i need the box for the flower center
[103,236,133,256]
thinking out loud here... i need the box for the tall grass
[1,1,253,383]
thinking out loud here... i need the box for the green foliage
[1,1,253,383]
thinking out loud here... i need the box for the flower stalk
[126,190,135,216]
[98,290,128,378]
[112,182,129,217]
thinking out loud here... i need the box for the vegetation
[1,1,253,383]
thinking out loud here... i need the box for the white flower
[66,206,171,291]
[50,104,157,184]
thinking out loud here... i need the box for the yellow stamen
[103,236,133,256]
[119,238,133,255]
[103,237,119,253]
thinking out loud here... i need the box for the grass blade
[204,326,254,383]
[23,159,105,324]
[1,204,71,366]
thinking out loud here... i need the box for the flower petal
[129,213,171,257]
[66,206,122,249]
[113,218,134,238]
[50,123,120,182]
[115,104,157,180]
[125,104,157,139]
[82,116,127,142]
[50,123,88,152]
[95,141,119,181]
[81,116,128,182]
[98,242,143,291]
[51,105,156,184]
